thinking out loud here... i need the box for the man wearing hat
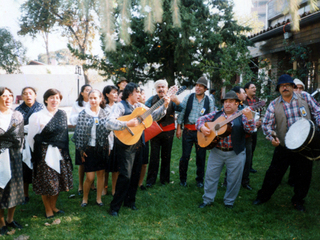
[253,74,320,212]
[293,78,305,94]
[196,90,255,208]
[144,80,181,188]
[117,77,129,91]
[176,76,214,187]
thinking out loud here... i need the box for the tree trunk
[165,55,175,86]
[42,31,50,65]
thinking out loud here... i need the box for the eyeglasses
[0,94,13,99]
[279,84,293,88]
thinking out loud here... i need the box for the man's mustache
[282,90,289,92]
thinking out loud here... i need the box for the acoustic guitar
[197,101,265,149]
[114,86,186,145]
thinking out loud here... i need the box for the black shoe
[109,209,118,216]
[124,203,138,210]
[180,181,187,187]
[96,202,104,207]
[250,168,257,173]
[78,190,83,195]
[242,184,253,190]
[198,202,210,208]
[140,185,147,191]
[293,203,306,212]
[5,220,23,229]
[22,196,30,205]
[54,210,65,214]
[225,204,233,209]
[45,214,54,219]
[253,198,265,205]
[146,183,153,188]
[0,226,8,235]
[197,182,204,188]
[81,202,88,207]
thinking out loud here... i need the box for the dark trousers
[257,145,313,205]
[110,138,143,212]
[250,131,257,168]
[242,136,252,185]
[179,129,206,183]
[146,130,174,185]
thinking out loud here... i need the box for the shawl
[15,101,43,125]
[32,110,72,176]
[0,111,24,153]
[73,108,110,161]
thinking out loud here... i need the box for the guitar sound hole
[214,124,220,131]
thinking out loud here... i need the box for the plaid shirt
[177,93,214,125]
[196,110,255,148]
[262,92,320,141]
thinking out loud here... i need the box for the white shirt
[84,106,100,147]
[27,108,63,173]
[69,101,90,125]
[0,110,13,189]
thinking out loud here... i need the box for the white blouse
[27,108,63,173]
[84,106,101,147]
[0,110,13,189]
[69,101,90,125]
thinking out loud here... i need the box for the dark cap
[196,76,208,89]
[117,77,129,86]
[276,74,296,91]
[221,90,240,103]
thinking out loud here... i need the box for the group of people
[0,73,319,234]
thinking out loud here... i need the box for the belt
[216,147,233,152]
[184,124,196,131]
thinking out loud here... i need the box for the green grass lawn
[4,131,320,239]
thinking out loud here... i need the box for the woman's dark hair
[122,83,138,100]
[0,87,13,96]
[88,89,106,109]
[210,89,216,94]
[76,84,92,107]
[43,89,63,106]
[21,86,37,95]
[102,85,118,104]
[231,86,243,94]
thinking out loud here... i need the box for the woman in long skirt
[28,89,73,218]
[0,87,24,235]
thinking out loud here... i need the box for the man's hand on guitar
[126,118,139,127]
[243,108,253,120]
[200,125,211,137]
[163,96,170,108]
[256,120,262,128]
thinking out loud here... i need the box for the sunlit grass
[6,131,320,239]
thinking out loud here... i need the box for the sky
[0,0,253,62]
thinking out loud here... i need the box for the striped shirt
[196,110,255,148]
[262,92,320,141]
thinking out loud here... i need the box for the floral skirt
[33,146,73,196]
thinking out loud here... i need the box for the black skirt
[75,149,83,165]
[105,143,118,173]
[83,147,107,172]
[22,161,33,184]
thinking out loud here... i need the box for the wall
[0,74,85,107]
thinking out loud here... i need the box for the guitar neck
[219,110,244,127]
[141,98,165,120]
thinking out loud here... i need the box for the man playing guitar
[197,90,255,209]
[107,83,170,216]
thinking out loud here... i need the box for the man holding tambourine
[253,74,320,212]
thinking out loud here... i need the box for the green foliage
[74,0,252,87]
[6,133,320,239]
[0,28,26,74]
